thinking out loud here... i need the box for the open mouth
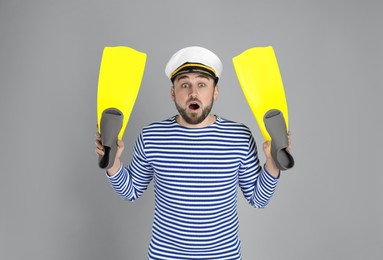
[189,103,200,111]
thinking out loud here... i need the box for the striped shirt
[108,116,279,259]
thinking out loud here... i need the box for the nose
[189,84,198,98]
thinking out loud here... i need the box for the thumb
[115,140,125,160]
[263,140,272,159]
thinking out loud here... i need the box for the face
[171,72,219,127]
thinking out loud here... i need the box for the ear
[213,85,219,101]
[170,86,175,101]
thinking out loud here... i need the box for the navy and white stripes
[108,116,278,259]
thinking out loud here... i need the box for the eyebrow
[175,74,211,82]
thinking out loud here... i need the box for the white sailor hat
[165,46,223,83]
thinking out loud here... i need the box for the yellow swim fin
[233,46,294,170]
[97,46,146,169]
[233,46,288,141]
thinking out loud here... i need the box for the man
[95,46,290,259]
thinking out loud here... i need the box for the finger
[286,131,292,151]
[117,140,124,149]
[262,141,273,161]
[95,141,104,150]
[263,140,270,152]
[95,147,105,156]
[116,140,125,155]
[287,139,292,151]
[95,134,102,143]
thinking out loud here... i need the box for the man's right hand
[95,131,124,176]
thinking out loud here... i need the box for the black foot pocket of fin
[98,146,111,169]
[98,108,123,169]
[264,109,294,171]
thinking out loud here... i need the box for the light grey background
[1,0,382,259]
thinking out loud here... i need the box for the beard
[175,97,214,125]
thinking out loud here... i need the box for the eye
[198,83,206,88]
[181,83,189,88]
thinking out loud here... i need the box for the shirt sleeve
[238,134,279,208]
[107,132,154,201]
